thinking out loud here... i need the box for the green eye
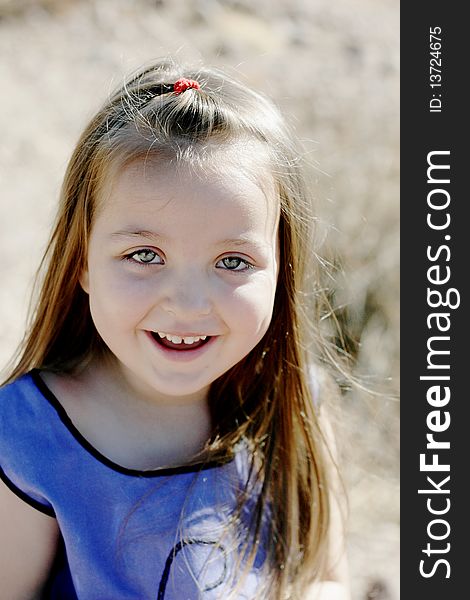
[216,257,253,271]
[126,249,163,265]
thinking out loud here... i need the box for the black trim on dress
[30,370,233,479]
[0,465,56,517]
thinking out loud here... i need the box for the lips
[150,331,211,351]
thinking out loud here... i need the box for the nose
[159,267,213,317]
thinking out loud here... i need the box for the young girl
[0,59,350,599]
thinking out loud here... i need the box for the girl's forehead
[97,141,280,226]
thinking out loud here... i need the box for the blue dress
[0,372,267,599]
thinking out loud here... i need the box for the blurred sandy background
[0,0,399,598]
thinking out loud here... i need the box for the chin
[147,373,212,399]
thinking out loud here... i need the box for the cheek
[87,263,152,325]
[226,276,277,333]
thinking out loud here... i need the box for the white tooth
[192,337,201,343]
[171,335,182,344]
[164,333,173,341]
[157,332,165,338]
[183,337,195,344]
[200,335,207,341]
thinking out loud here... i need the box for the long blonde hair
[4,59,338,598]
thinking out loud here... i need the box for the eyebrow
[110,229,266,247]
[110,230,166,242]
[111,229,269,251]
[216,237,268,250]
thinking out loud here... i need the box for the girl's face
[80,148,280,405]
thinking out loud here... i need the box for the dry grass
[0,1,399,597]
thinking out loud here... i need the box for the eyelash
[123,249,163,266]
[123,249,254,272]
[216,257,254,272]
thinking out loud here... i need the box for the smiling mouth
[150,332,212,351]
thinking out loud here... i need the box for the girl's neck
[43,355,213,470]
[90,351,211,408]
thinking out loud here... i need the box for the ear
[79,266,90,295]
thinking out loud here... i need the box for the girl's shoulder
[0,371,57,516]
[0,369,70,432]
[0,369,33,394]
[0,370,50,425]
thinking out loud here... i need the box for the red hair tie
[173,78,201,95]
